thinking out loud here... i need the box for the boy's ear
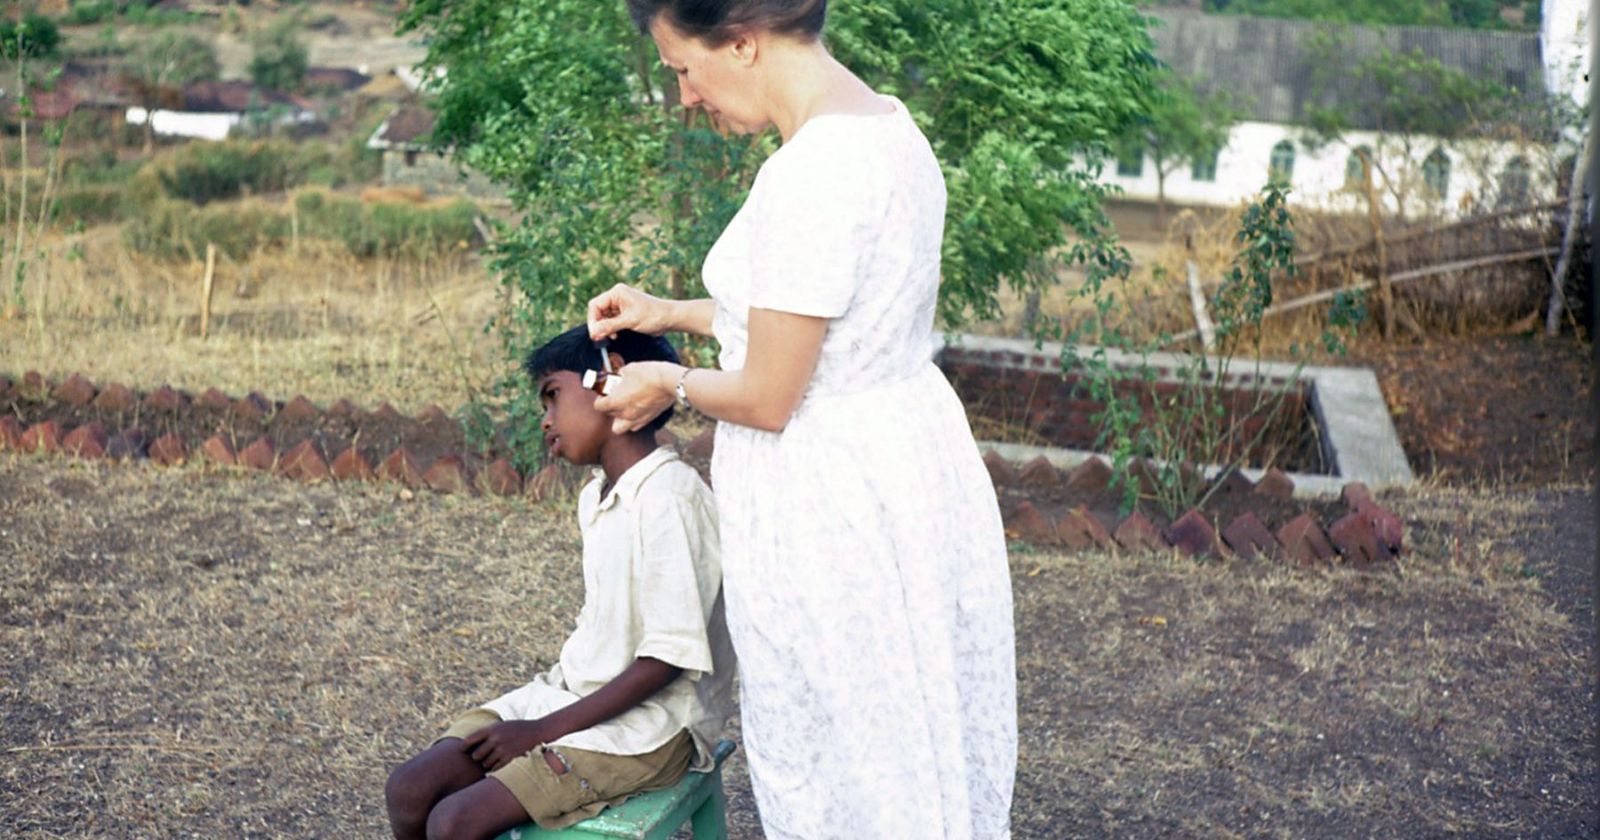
[607,350,625,371]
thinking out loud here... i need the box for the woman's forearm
[658,365,790,432]
[653,308,828,432]
[666,298,717,337]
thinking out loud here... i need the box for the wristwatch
[674,367,694,411]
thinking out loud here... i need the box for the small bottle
[581,369,618,395]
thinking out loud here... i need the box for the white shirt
[481,447,735,771]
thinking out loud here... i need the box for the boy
[384,326,733,840]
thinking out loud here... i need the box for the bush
[60,1,118,25]
[294,189,477,259]
[54,184,127,227]
[124,188,479,261]
[0,14,61,59]
[62,149,141,186]
[248,17,309,93]
[121,2,200,26]
[124,197,292,260]
[158,140,299,205]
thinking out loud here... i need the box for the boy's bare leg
[424,777,530,840]
[385,738,487,840]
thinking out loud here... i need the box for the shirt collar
[585,446,681,520]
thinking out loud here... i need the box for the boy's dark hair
[525,325,681,433]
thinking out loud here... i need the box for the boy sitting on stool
[385,326,733,840]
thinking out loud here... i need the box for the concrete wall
[380,148,506,201]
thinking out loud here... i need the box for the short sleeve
[745,146,883,319]
[631,481,721,678]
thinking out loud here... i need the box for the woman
[588,1,1016,836]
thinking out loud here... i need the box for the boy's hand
[461,720,552,771]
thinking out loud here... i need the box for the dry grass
[2,227,503,413]
[0,455,1590,838]
[1010,485,1594,838]
[965,203,1352,362]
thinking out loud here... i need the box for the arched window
[1498,156,1531,208]
[1344,146,1373,189]
[1268,140,1295,185]
[1422,148,1451,199]
[1116,147,1144,178]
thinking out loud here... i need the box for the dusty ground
[0,456,1593,838]
[1355,333,1596,487]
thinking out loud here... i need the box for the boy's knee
[385,759,429,816]
[424,795,471,840]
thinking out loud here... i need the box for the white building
[1098,3,1589,218]
[125,80,317,141]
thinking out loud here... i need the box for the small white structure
[1097,4,1587,218]
[366,105,505,200]
[125,80,316,141]
[1541,0,1591,115]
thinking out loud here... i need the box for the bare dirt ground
[0,427,1593,838]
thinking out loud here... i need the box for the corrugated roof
[179,80,308,113]
[373,106,436,147]
[304,67,372,93]
[1145,9,1545,130]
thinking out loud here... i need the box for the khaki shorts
[438,709,694,830]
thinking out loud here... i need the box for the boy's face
[538,370,610,465]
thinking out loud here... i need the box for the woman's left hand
[594,361,679,435]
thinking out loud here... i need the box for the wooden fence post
[200,243,217,340]
[1361,153,1394,340]
[1547,133,1590,335]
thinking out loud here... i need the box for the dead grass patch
[2,229,502,414]
[0,455,1590,838]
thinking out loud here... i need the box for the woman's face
[649,16,766,134]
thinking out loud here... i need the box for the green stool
[495,739,735,840]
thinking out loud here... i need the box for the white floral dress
[703,96,1017,839]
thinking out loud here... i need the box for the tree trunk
[1546,132,1590,335]
[1156,168,1168,229]
[1362,154,1393,340]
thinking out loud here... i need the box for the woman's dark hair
[525,325,681,433]
[626,0,827,45]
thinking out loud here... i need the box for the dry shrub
[360,185,429,204]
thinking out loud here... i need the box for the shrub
[248,16,309,93]
[54,184,127,226]
[125,188,479,261]
[294,189,477,259]
[124,197,294,260]
[157,140,298,205]
[60,1,118,25]
[0,14,60,59]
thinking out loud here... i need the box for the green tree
[398,0,1158,467]
[248,16,309,93]
[1199,0,1529,31]
[0,13,60,60]
[1117,68,1240,223]
[1301,27,1544,213]
[123,31,220,152]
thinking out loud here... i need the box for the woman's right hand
[587,283,673,340]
